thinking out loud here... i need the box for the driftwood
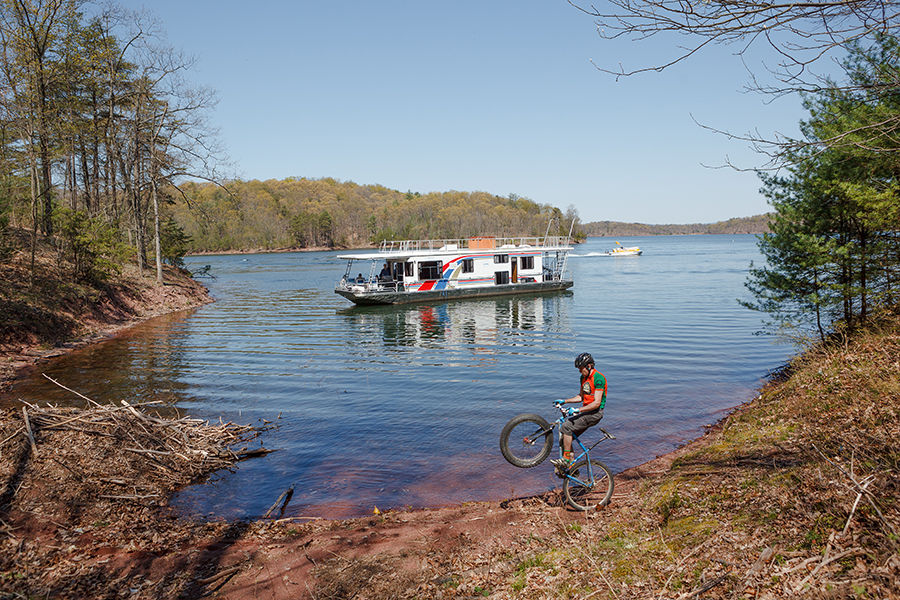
[2,374,274,490]
[263,486,295,519]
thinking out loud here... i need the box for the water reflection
[1,309,199,411]
[338,293,572,353]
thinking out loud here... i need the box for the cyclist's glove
[566,407,580,417]
[553,399,564,406]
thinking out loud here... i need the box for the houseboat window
[493,254,509,264]
[461,258,474,273]
[520,256,534,270]
[418,261,443,280]
[405,262,414,277]
[494,271,510,285]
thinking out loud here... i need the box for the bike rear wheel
[499,414,553,468]
[562,458,614,511]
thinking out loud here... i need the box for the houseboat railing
[378,235,571,254]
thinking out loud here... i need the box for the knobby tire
[499,414,553,468]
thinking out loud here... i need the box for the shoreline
[0,266,213,393]
[0,365,764,600]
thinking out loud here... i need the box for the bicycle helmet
[574,352,594,369]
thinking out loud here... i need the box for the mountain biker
[550,352,606,473]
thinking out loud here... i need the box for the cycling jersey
[580,368,607,409]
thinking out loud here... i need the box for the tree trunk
[151,175,162,282]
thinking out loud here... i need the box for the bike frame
[556,418,615,488]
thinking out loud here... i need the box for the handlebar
[552,402,616,441]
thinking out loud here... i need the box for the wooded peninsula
[582,213,771,237]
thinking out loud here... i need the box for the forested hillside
[169,179,580,252]
[583,213,771,236]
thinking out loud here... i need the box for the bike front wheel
[499,414,553,468]
[562,458,614,511]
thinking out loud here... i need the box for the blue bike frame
[552,413,615,488]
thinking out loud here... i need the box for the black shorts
[560,409,603,437]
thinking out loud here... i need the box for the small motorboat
[599,242,642,256]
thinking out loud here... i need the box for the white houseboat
[335,233,574,305]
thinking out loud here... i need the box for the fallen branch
[811,443,897,539]
[842,474,876,537]
[264,486,295,519]
[196,564,241,586]
[21,408,37,455]
[42,373,101,407]
[797,546,866,591]
[678,572,729,599]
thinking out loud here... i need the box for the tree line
[0,0,219,284]
[582,214,771,237]
[169,179,581,253]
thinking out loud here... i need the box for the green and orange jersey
[580,368,607,409]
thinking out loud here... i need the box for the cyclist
[550,352,606,474]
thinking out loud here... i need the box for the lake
[1,235,793,519]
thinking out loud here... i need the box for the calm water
[2,235,792,519]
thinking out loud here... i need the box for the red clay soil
[190,445,705,600]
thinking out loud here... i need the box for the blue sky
[124,1,805,224]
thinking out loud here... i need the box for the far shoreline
[185,232,765,258]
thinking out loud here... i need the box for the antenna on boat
[566,218,575,246]
[543,216,556,246]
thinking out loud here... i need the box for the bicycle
[499,403,615,511]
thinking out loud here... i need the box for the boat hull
[335,280,574,306]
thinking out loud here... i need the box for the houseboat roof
[337,236,574,261]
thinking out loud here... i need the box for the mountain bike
[499,403,615,511]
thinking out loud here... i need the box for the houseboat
[335,233,574,305]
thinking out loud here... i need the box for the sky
[120,0,807,224]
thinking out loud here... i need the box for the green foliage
[159,217,191,267]
[290,209,334,248]
[54,207,132,283]
[744,36,900,341]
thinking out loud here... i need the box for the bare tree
[571,0,900,156]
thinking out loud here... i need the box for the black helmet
[574,352,594,369]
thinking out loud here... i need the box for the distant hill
[582,214,772,236]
